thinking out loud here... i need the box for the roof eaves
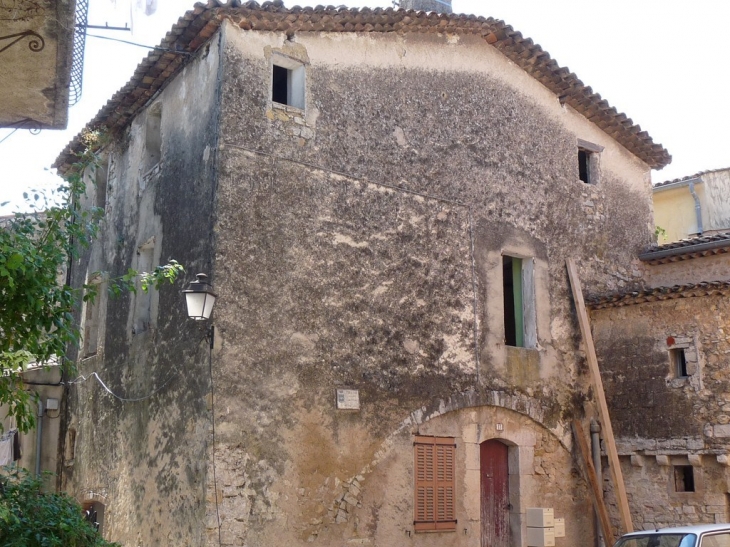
[588,281,730,310]
[640,232,730,264]
[654,166,730,188]
[53,0,671,173]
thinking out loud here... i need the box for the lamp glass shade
[185,292,209,320]
[202,293,216,320]
[183,273,217,320]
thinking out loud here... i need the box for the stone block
[714,425,730,437]
[656,455,670,466]
[717,454,729,466]
[462,423,478,444]
[631,455,644,467]
[703,494,726,506]
[510,446,534,476]
[336,509,348,523]
[688,454,702,466]
[465,443,480,471]
[463,469,481,520]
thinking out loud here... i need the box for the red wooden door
[480,439,510,547]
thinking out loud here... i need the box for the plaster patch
[331,233,369,248]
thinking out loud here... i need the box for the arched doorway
[481,439,509,547]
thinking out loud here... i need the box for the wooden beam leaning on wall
[566,258,634,534]
[572,419,616,546]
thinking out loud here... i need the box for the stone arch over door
[411,400,589,546]
[407,389,572,450]
[324,389,587,545]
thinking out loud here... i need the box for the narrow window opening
[271,60,305,110]
[83,280,101,357]
[578,149,591,184]
[272,64,289,105]
[133,240,154,334]
[672,348,688,378]
[94,157,108,211]
[144,105,162,172]
[64,428,76,462]
[503,256,523,347]
[674,465,695,492]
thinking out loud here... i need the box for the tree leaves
[0,470,121,547]
[0,132,183,433]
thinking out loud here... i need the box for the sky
[1,0,729,215]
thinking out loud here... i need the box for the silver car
[614,524,730,547]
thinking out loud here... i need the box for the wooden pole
[566,258,633,533]
[572,420,616,547]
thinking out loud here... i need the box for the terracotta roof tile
[588,281,730,310]
[654,166,730,188]
[53,0,671,173]
[639,231,730,264]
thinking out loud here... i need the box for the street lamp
[182,271,220,543]
[182,273,217,320]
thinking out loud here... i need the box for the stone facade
[591,280,730,529]
[55,5,672,547]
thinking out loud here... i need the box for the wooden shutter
[414,436,456,532]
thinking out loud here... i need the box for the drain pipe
[35,400,43,476]
[688,182,703,235]
[591,419,605,547]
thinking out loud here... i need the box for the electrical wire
[0,128,19,145]
[207,325,223,547]
[65,370,178,402]
[86,33,192,55]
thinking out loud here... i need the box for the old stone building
[52,2,674,546]
[590,236,730,529]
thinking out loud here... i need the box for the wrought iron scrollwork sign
[0,29,44,54]
[12,118,42,134]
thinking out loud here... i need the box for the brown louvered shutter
[414,436,456,532]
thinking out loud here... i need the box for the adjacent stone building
[590,237,730,529]
[52,2,675,546]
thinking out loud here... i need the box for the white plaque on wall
[336,389,360,410]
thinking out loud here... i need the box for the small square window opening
[671,348,688,378]
[577,138,603,185]
[674,465,695,492]
[271,60,305,110]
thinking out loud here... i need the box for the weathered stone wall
[207,23,655,546]
[592,292,730,528]
[62,37,223,545]
[643,254,730,287]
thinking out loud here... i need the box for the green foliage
[654,225,667,241]
[0,469,120,547]
[0,130,184,433]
